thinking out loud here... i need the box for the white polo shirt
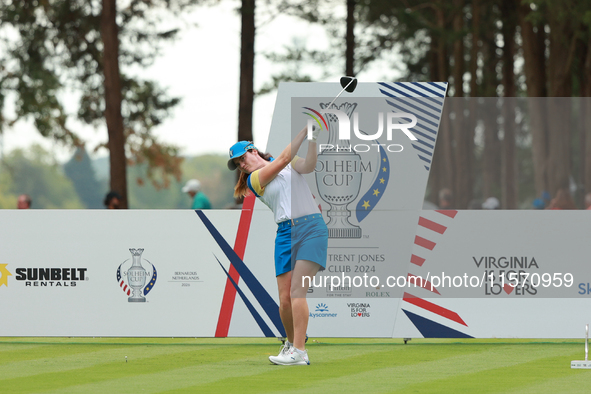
[247,157,320,224]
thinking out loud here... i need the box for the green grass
[0,338,589,393]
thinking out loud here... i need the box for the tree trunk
[345,0,355,76]
[451,0,464,97]
[479,9,500,201]
[101,0,128,208]
[585,97,591,197]
[435,5,449,87]
[433,4,454,206]
[452,0,465,97]
[518,4,547,97]
[237,0,256,193]
[584,36,591,196]
[451,0,472,209]
[238,0,255,143]
[501,0,517,209]
[518,3,548,195]
[546,5,575,194]
[546,98,571,195]
[482,100,501,200]
[469,0,480,97]
[427,36,442,204]
[463,0,480,208]
[436,112,454,207]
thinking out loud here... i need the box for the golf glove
[311,124,321,142]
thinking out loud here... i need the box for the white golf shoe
[269,341,292,365]
[270,347,310,366]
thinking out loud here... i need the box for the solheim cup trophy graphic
[116,248,157,302]
[315,102,362,238]
[126,248,150,302]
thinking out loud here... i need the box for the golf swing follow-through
[227,77,357,365]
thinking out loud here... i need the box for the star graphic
[0,264,12,287]
[382,167,387,172]
[373,189,380,196]
[362,201,371,209]
[379,178,385,184]
[383,157,387,162]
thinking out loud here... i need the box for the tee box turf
[571,324,591,369]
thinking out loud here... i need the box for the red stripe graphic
[418,217,447,234]
[414,235,436,251]
[120,280,131,296]
[403,292,467,326]
[215,193,256,337]
[436,210,458,218]
[407,274,440,295]
[410,254,426,267]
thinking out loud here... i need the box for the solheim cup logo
[305,102,418,238]
[116,248,157,302]
[315,102,363,238]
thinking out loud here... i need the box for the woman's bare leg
[276,271,294,343]
[290,259,320,350]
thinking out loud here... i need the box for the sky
[0,2,396,163]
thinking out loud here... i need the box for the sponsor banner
[306,299,396,338]
[0,210,240,336]
[403,211,591,299]
[1,210,591,338]
[394,210,591,338]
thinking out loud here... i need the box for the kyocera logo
[304,107,418,152]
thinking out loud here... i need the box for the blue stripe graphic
[402,309,472,338]
[196,210,286,337]
[397,82,445,97]
[378,82,447,172]
[355,139,389,222]
[412,144,433,157]
[385,97,441,121]
[416,139,434,149]
[379,82,443,102]
[386,100,439,128]
[412,121,437,136]
[143,263,157,295]
[379,91,442,119]
[214,255,274,337]
[406,96,444,114]
[412,129,436,142]
[410,82,445,97]
[428,82,447,92]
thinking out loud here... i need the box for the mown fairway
[0,338,589,393]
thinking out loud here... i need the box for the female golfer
[227,125,327,366]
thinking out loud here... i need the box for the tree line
[259,0,591,208]
[2,1,590,209]
[0,145,236,209]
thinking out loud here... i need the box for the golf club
[326,76,358,109]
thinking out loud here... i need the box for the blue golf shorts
[274,214,328,277]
